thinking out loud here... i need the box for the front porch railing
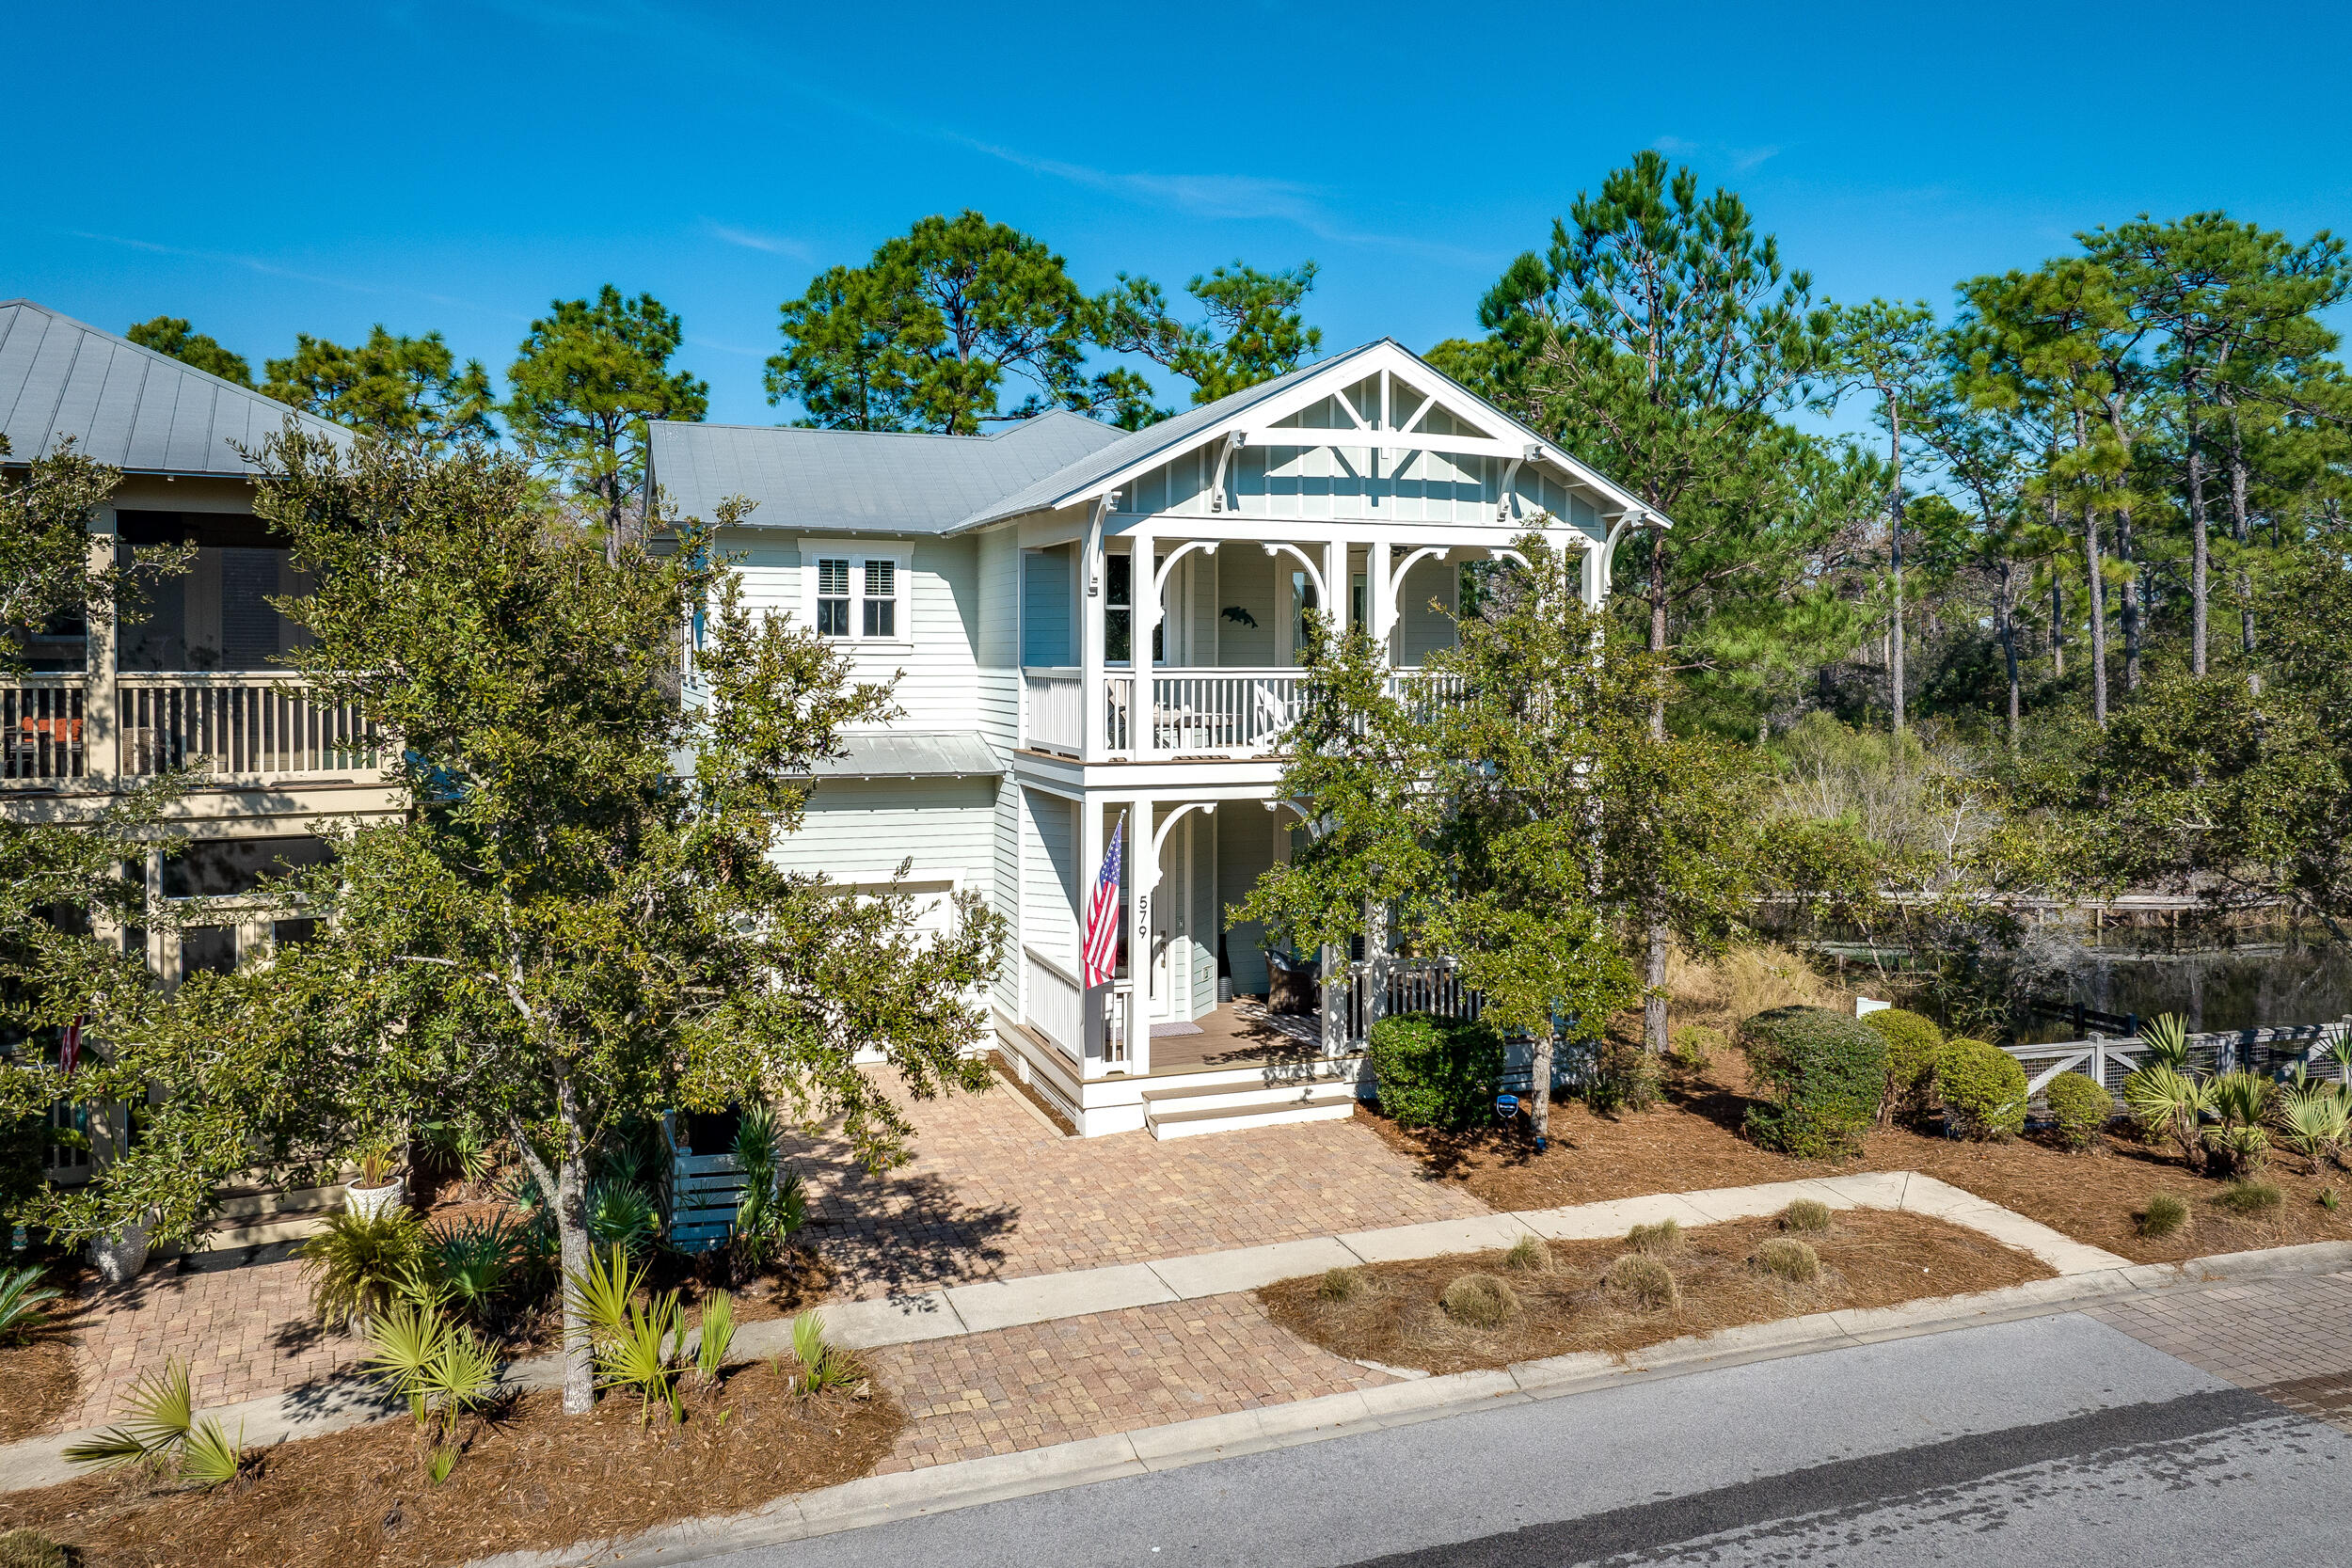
[1021,666,1464,761]
[4,675,85,783]
[119,673,383,780]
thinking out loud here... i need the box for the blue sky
[8,1,2349,430]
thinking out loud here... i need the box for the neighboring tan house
[645,339,1658,1138]
[2,299,400,1208]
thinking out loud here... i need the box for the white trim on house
[798,537,914,649]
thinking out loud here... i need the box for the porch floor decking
[1145,999,1340,1075]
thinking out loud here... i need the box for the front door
[1149,812,1193,1022]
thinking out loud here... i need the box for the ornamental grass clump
[1503,1235,1551,1273]
[1317,1266,1367,1302]
[0,1528,68,1568]
[2044,1071,2116,1151]
[1737,1006,1887,1159]
[1935,1037,2027,1142]
[1859,1007,1943,1126]
[1367,1012,1505,1132]
[1779,1199,1834,1234]
[2137,1193,2189,1238]
[1625,1219,1683,1256]
[1751,1238,1820,1283]
[1439,1272,1520,1328]
[1600,1254,1678,1311]
[2217,1180,2283,1217]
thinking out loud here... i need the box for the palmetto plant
[2278,1083,2352,1168]
[61,1358,244,1486]
[2133,1012,2192,1071]
[787,1309,857,1395]
[584,1180,661,1255]
[0,1266,61,1345]
[694,1290,736,1385]
[565,1244,647,1354]
[596,1290,686,1423]
[427,1213,523,1323]
[2122,1064,2214,1170]
[363,1301,502,1457]
[2203,1070,2276,1176]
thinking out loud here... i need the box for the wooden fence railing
[1999,1019,2352,1109]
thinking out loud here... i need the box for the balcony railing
[1022,666,1463,761]
[119,673,383,780]
[4,675,85,782]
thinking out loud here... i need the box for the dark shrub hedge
[1367,1011,1503,1131]
[1737,1006,1887,1159]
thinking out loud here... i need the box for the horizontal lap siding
[771,778,997,884]
[977,529,1023,1012]
[1023,788,1077,969]
[1216,800,1274,997]
[1021,546,1073,666]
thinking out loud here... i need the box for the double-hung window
[805,545,909,644]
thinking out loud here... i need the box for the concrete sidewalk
[0,1168,2125,1495]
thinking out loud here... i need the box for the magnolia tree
[54,432,1002,1415]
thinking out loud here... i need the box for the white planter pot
[88,1222,153,1287]
[345,1176,406,1220]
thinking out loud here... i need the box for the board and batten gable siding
[1112,378,1606,533]
[1208,546,1279,665]
[1214,802,1275,998]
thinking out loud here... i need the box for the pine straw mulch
[1260,1208,2052,1377]
[0,1337,79,1443]
[1360,1050,2352,1266]
[0,1361,901,1568]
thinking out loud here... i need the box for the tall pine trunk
[2185,404,2210,677]
[2226,411,2259,691]
[1644,526,1670,1055]
[1886,400,1906,734]
[2084,503,2109,727]
[1997,556,2021,752]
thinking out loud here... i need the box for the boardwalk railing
[2000,1018,2352,1110]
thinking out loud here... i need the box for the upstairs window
[804,545,911,644]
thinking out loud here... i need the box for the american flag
[60,1015,84,1079]
[1082,816,1124,989]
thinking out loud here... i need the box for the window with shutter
[817,557,851,637]
[862,559,896,638]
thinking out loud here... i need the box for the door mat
[1150,1022,1206,1037]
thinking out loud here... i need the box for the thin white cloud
[701,220,813,260]
[63,229,512,320]
[1647,136,1787,176]
[951,135,1493,268]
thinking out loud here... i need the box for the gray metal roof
[646,408,1128,534]
[946,341,1390,532]
[809,730,1003,779]
[0,299,351,476]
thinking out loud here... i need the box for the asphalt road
[718,1311,2352,1568]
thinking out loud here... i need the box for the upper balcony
[1021,663,1460,762]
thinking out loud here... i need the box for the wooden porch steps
[1141,1075,1361,1140]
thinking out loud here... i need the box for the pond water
[2021,930,2352,1042]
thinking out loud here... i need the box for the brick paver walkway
[785,1078,1490,1299]
[867,1291,1395,1472]
[64,1254,359,1427]
[2090,1271,2352,1432]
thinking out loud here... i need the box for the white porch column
[1323,536,1347,640]
[1368,538,1393,657]
[84,503,119,787]
[1081,523,1107,763]
[1078,792,1105,1077]
[1130,527,1157,760]
[1127,793,1154,1075]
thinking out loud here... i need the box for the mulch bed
[0,1363,901,1568]
[1261,1208,2052,1377]
[1360,1052,2352,1266]
[0,1337,79,1443]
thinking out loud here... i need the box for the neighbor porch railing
[1997,1019,2352,1112]
[4,675,85,783]
[118,673,383,780]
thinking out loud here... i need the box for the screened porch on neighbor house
[2,511,382,789]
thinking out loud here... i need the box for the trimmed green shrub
[1626,1219,1683,1256]
[1779,1199,1834,1234]
[2044,1072,2115,1151]
[1936,1037,2027,1142]
[1737,1006,1888,1159]
[1367,1012,1504,1132]
[2137,1193,2189,1238]
[1860,1008,1943,1125]
[0,1528,68,1568]
[1503,1236,1550,1273]
[1439,1272,1519,1327]
[1601,1254,1678,1310]
[1751,1238,1820,1282]
[2217,1180,2283,1216]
